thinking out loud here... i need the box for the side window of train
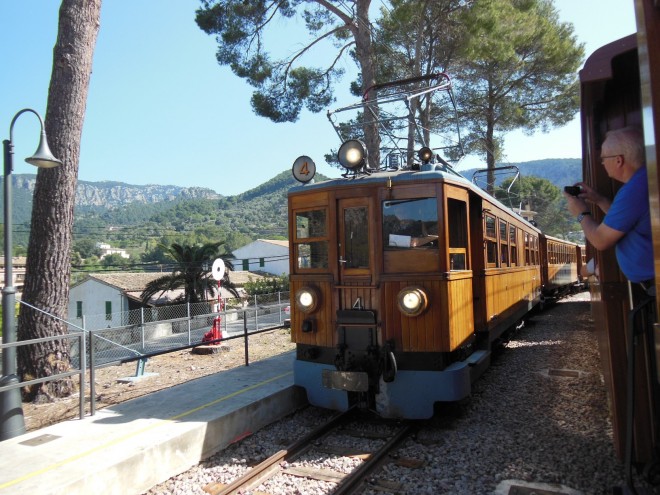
[524,233,531,265]
[484,214,498,268]
[533,236,540,265]
[448,199,468,270]
[510,225,517,266]
[294,209,328,270]
[382,197,438,250]
[499,220,509,266]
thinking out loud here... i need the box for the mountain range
[1,157,581,246]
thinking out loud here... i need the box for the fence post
[89,329,96,416]
[254,294,258,330]
[140,307,145,352]
[222,298,227,337]
[79,331,86,420]
[187,302,191,346]
[278,291,282,324]
[243,311,249,367]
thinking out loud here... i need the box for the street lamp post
[1,109,61,441]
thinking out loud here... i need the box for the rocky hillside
[9,175,220,209]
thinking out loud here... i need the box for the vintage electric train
[286,142,583,419]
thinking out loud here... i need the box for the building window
[242,259,249,270]
[259,257,265,267]
[105,301,112,320]
[76,301,83,319]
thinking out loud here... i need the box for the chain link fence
[67,292,290,368]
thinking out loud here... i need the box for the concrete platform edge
[57,385,307,495]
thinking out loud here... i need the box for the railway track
[202,408,418,495]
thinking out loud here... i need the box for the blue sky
[0,0,637,196]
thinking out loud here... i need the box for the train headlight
[418,147,433,164]
[397,286,428,317]
[338,139,368,171]
[295,286,320,314]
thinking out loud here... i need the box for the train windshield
[382,198,438,250]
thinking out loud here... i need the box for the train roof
[289,164,545,235]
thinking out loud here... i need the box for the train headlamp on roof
[338,139,368,172]
[418,147,433,164]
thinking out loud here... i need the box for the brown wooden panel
[290,278,333,347]
[484,267,540,329]
[580,26,658,462]
[383,250,441,273]
[290,191,328,209]
[447,275,474,350]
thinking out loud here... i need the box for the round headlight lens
[418,147,433,163]
[296,287,319,313]
[396,286,428,317]
[338,139,368,170]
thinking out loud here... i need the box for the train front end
[287,145,481,419]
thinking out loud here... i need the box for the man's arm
[579,216,624,250]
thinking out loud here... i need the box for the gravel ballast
[146,292,657,494]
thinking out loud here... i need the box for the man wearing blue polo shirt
[565,126,654,291]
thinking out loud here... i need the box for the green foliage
[455,0,584,169]
[140,242,239,304]
[74,238,102,258]
[196,0,353,123]
[493,175,574,237]
[243,274,290,296]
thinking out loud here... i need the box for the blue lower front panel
[294,360,350,412]
[294,359,472,419]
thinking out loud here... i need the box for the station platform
[0,351,305,495]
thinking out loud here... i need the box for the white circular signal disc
[211,258,226,281]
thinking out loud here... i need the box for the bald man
[565,126,654,287]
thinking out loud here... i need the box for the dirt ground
[21,328,295,432]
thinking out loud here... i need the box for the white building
[231,239,289,276]
[68,271,266,327]
[95,242,130,260]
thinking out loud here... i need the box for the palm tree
[140,242,238,305]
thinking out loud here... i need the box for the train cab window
[382,197,438,250]
[294,209,328,269]
[510,225,517,266]
[448,199,468,270]
[499,220,509,266]
[484,214,498,267]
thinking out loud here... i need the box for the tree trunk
[354,0,381,169]
[17,0,101,403]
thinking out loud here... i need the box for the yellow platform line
[0,371,293,491]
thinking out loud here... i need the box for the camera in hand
[564,186,581,196]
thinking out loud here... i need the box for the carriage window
[510,226,517,266]
[296,210,326,238]
[382,198,438,250]
[448,199,468,270]
[297,242,328,269]
[344,207,369,268]
[499,220,509,266]
[524,233,531,265]
[295,209,328,269]
[484,214,498,267]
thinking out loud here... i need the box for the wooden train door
[336,197,379,383]
[337,197,377,312]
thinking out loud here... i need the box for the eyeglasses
[600,154,621,164]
